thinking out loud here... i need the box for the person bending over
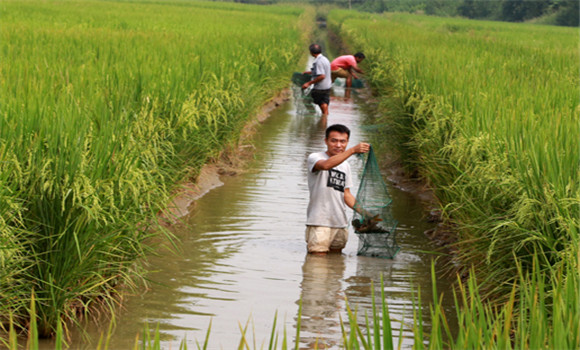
[330,52,365,88]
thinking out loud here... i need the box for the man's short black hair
[325,124,351,139]
[309,43,322,55]
[354,52,365,59]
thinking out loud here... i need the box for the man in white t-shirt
[302,43,332,119]
[305,124,370,254]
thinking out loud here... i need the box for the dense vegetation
[2,0,577,346]
[0,0,311,336]
[351,0,579,26]
[237,0,579,26]
[329,9,579,347]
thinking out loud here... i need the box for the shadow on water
[42,81,456,349]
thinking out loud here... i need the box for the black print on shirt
[327,169,346,192]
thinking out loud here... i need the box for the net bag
[291,72,311,86]
[351,78,364,88]
[332,78,364,88]
[352,146,399,258]
[291,72,313,106]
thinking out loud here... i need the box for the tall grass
[0,0,313,336]
[6,258,577,348]
[328,8,579,347]
[420,257,579,349]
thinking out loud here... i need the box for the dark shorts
[311,89,330,106]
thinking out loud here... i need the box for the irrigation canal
[41,82,456,349]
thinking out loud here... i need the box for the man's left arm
[345,188,373,220]
[344,188,357,210]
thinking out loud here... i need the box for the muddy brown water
[41,83,456,349]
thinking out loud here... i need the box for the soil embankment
[160,89,292,224]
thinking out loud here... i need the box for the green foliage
[431,258,579,349]
[424,0,462,17]
[4,256,578,349]
[555,0,580,26]
[329,8,578,281]
[225,0,575,26]
[499,0,550,22]
[312,0,573,26]
[0,0,311,336]
[457,0,501,19]
[329,8,579,347]
[9,257,577,349]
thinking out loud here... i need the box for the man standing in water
[302,44,332,119]
[331,52,365,88]
[305,124,370,254]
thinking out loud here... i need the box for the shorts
[331,68,351,80]
[310,89,330,106]
[305,226,348,253]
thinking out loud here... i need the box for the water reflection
[298,253,346,349]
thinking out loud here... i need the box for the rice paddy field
[0,0,311,337]
[328,10,579,348]
[2,0,579,347]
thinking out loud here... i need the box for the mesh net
[333,78,365,88]
[351,79,364,88]
[352,146,399,258]
[291,72,311,86]
[291,72,312,99]
[291,72,314,113]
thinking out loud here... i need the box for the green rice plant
[339,276,403,350]
[339,258,578,349]
[0,0,312,336]
[6,258,577,349]
[328,9,578,302]
[430,257,579,349]
[328,10,578,349]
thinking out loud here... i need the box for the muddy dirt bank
[161,88,293,224]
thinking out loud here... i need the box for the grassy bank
[0,0,313,336]
[328,9,579,347]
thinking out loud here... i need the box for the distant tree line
[232,0,579,27]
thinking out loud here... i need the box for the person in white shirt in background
[302,43,332,119]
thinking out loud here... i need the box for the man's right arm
[313,143,370,171]
[302,74,325,90]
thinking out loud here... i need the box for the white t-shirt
[311,54,332,90]
[306,152,353,228]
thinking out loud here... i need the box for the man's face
[355,57,364,64]
[325,131,349,157]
